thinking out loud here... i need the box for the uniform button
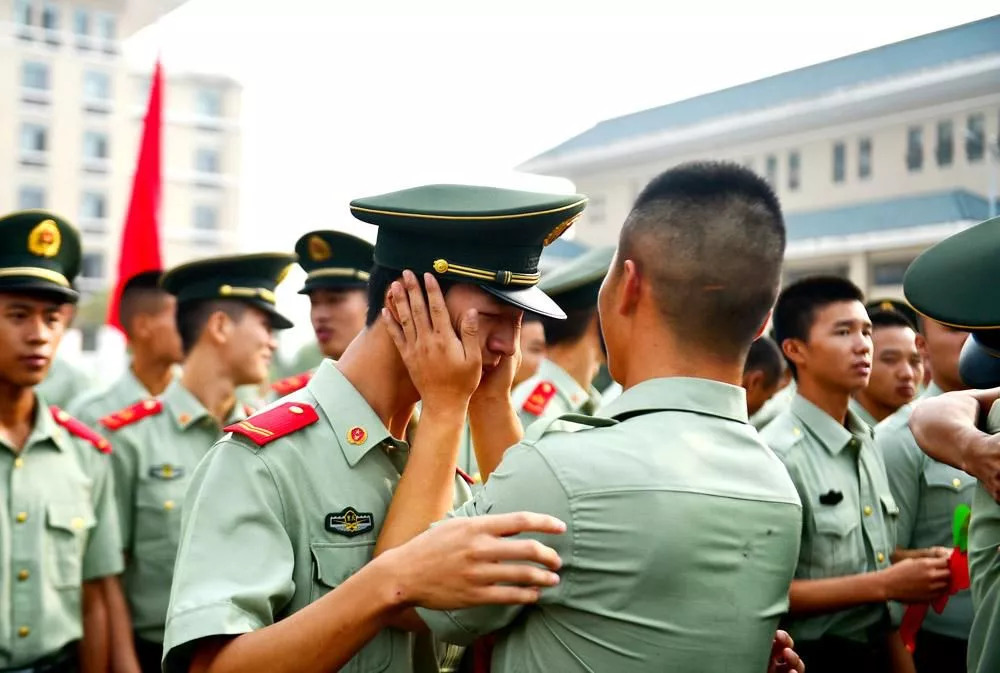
[13,457,24,469]
[17,626,30,638]
[164,500,176,511]
[877,552,885,563]
[17,569,29,581]
[863,505,873,517]
[288,405,304,415]
[953,478,962,488]
[15,512,28,523]
[848,438,860,449]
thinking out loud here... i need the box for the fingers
[422,273,451,334]
[780,647,804,673]
[390,281,417,344]
[381,308,407,350]
[402,270,432,335]
[472,561,561,588]
[460,309,481,363]
[472,586,544,606]
[475,537,562,571]
[476,512,568,538]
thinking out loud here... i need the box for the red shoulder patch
[270,372,312,396]
[521,381,556,417]
[99,399,163,432]
[456,466,475,486]
[225,402,319,446]
[51,406,112,453]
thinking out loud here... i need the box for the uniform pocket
[47,502,96,589]
[812,506,860,578]
[310,541,394,673]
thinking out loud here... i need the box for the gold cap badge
[308,235,332,262]
[28,219,61,258]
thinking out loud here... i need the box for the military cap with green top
[161,253,296,329]
[349,184,587,319]
[540,245,616,311]
[865,298,919,331]
[904,215,1000,387]
[295,230,374,294]
[0,210,81,302]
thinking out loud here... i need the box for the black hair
[870,309,916,331]
[540,307,596,347]
[744,335,785,388]
[618,161,785,361]
[175,299,248,355]
[772,275,865,377]
[366,264,456,326]
[119,270,169,336]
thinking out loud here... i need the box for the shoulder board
[521,381,557,417]
[51,406,111,454]
[225,402,319,446]
[456,466,475,486]
[270,372,312,396]
[99,399,163,432]
[523,413,618,442]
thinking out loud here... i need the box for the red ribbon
[899,548,970,652]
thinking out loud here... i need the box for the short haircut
[744,336,785,388]
[772,276,865,377]
[540,307,595,347]
[869,309,915,332]
[119,271,170,336]
[175,299,247,355]
[366,264,454,326]
[618,161,786,360]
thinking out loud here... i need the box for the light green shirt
[750,380,796,431]
[36,356,91,411]
[67,366,152,429]
[876,383,974,639]
[511,359,601,431]
[163,360,471,673]
[967,401,1000,673]
[419,377,803,672]
[761,394,898,642]
[0,396,123,667]
[848,397,880,431]
[105,380,245,643]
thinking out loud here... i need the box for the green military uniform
[36,354,91,410]
[902,214,1000,673]
[750,379,795,431]
[848,397,880,431]
[876,384,975,645]
[760,395,898,644]
[0,210,124,667]
[418,378,803,671]
[163,184,585,673]
[68,364,172,429]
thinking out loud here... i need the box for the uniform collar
[120,364,153,399]
[308,360,397,467]
[162,379,246,431]
[847,397,879,429]
[535,359,594,410]
[790,393,871,456]
[921,381,944,399]
[600,377,749,423]
[7,393,74,454]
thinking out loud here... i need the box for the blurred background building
[520,15,1000,300]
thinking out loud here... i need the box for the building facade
[520,16,1000,300]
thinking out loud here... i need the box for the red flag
[107,57,164,332]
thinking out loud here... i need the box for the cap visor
[479,284,566,320]
[0,279,79,303]
[254,301,294,330]
[959,336,1000,388]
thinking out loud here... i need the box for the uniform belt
[0,642,78,673]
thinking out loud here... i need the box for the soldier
[380,163,805,671]
[511,245,615,429]
[898,214,1000,673]
[0,211,124,671]
[742,335,786,417]
[848,306,923,429]
[68,270,182,428]
[511,313,545,387]
[760,276,951,673]
[100,253,295,672]
[161,184,580,673]
[270,230,374,396]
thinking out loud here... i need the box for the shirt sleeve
[416,442,573,645]
[877,424,923,549]
[81,450,125,581]
[108,432,138,553]
[162,440,295,673]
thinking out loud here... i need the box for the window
[18,186,45,209]
[765,155,777,185]
[80,252,104,279]
[193,205,219,230]
[832,142,845,183]
[20,123,47,152]
[83,71,111,102]
[22,61,49,90]
[936,120,954,167]
[195,148,221,173]
[858,137,872,179]
[95,12,115,40]
[906,126,923,172]
[83,131,109,159]
[41,2,58,30]
[80,191,107,219]
[872,260,915,286]
[73,8,89,35]
[14,0,32,25]
[587,196,606,225]
[967,114,985,163]
[195,89,223,118]
[788,151,801,191]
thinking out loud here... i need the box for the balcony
[20,86,51,105]
[19,149,48,167]
[83,97,113,114]
[79,217,108,235]
[2,22,122,59]
[82,157,111,174]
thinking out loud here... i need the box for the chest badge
[347,426,367,445]
[325,507,374,537]
[819,489,843,505]
[149,464,185,480]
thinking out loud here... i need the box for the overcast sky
[125,1,999,356]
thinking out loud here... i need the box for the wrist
[961,429,992,480]
[369,548,416,612]
[871,567,891,602]
[419,399,470,423]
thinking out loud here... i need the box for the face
[786,300,872,393]
[918,318,969,392]
[863,325,923,411]
[310,288,368,360]
[442,284,523,376]
[146,295,184,365]
[743,370,780,417]
[513,320,546,386]
[0,293,68,388]
[224,307,278,385]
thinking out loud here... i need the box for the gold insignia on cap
[544,213,582,247]
[28,219,61,258]
[347,426,367,445]
[880,301,894,311]
[308,235,332,262]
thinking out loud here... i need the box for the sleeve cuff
[163,601,266,673]
[82,556,124,581]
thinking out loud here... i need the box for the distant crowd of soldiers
[3,160,1000,673]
